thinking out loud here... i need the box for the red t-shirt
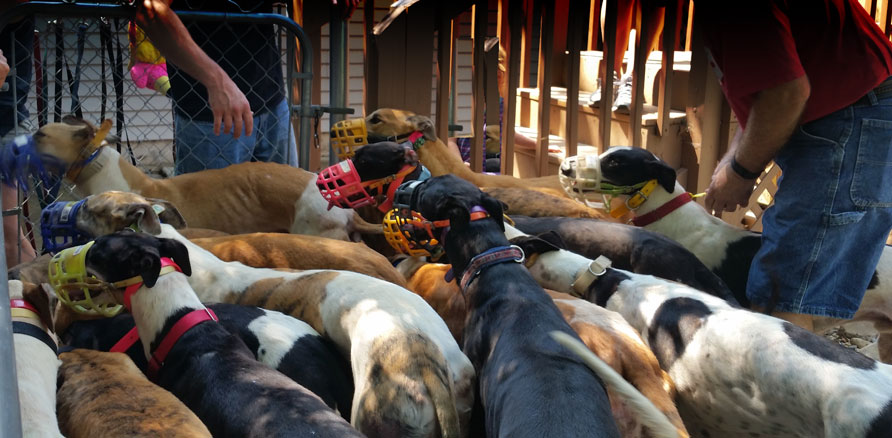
[699,1,892,129]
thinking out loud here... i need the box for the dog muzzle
[560,155,656,216]
[49,241,124,317]
[383,208,446,260]
[330,118,370,161]
[41,199,91,254]
[317,157,425,212]
[0,134,66,194]
[317,159,375,210]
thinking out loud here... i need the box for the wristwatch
[731,156,761,180]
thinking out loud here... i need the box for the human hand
[0,49,9,89]
[704,160,756,216]
[207,75,253,138]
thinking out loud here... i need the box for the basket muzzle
[383,208,445,260]
[316,159,376,210]
[49,241,123,317]
[330,118,370,161]
[41,199,91,254]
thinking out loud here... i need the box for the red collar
[630,192,693,227]
[10,298,39,314]
[459,245,525,291]
[374,164,417,213]
[123,257,183,310]
[146,307,217,380]
[110,326,140,354]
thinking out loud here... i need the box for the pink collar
[630,192,693,227]
[459,245,525,291]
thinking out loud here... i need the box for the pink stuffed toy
[128,22,170,95]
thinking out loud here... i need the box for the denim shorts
[174,97,298,175]
[747,89,892,318]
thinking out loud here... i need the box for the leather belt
[855,76,892,106]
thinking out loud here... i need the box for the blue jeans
[174,98,298,175]
[747,90,892,318]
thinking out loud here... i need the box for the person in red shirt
[701,1,892,330]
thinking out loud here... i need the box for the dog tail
[551,331,682,438]
[350,211,384,235]
[421,356,462,438]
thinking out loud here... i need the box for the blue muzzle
[40,199,91,254]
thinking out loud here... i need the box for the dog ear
[137,251,163,288]
[440,195,471,229]
[645,158,677,193]
[534,230,567,250]
[118,203,162,235]
[159,238,192,277]
[508,234,561,257]
[22,281,57,333]
[406,115,438,141]
[144,198,188,229]
[481,194,505,232]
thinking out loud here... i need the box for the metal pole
[329,7,347,165]
[0,187,22,437]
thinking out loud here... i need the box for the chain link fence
[0,2,314,259]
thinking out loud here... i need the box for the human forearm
[134,1,224,92]
[732,75,811,175]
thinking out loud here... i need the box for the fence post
[329,7,347,166]
[0,192,22,437]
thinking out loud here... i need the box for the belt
[855,76,892,106]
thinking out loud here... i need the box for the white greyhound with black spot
[560,147,892,361]
[504,222,892,438]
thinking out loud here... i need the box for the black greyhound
[82,232,363,438]
[408,174,621,437]
[63,303,355,421]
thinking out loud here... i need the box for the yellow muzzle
[49,241,123,317]
[330,118,369,161]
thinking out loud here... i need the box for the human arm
[135,0,253,138]
[704,74,810,214]
[0,49,8,88]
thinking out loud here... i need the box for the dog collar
[41,199,91,254]
[122,257,184,311]
[407,131,426,151]
[459,245,525,291]
[630,192,693,227]
[65,119,112,183]
[609,179,658,218]
[10,299,57,354]
[110,326,141,354]
[369,164,418,213]
[147,307,218,380]
[571,256,613,295]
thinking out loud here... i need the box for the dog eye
[369,115,382,124]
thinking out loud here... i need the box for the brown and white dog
[9,279,63,438]
[66,192,476,438]
[364,109,567,197]
[32,118,380,240]
[56,349,212,438]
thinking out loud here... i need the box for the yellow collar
[11,307,41,323]
[609,179,658,219]
[111,265,179,289]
